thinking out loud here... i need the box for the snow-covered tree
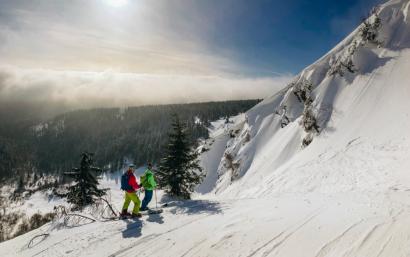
[359,7,382,46]
[302,105,319,133]
[158,114,203,199]
[342,58,356,73]
[276,106,290,128]
[293,79,313,103]
[328,56,357,77]
[302,133,314,147]
[65,152,106,209]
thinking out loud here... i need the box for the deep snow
[2,0,410,256]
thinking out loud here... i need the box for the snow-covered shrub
[328,60,344,77]
[302,133,314,147]
[2,212,56,241]
[293,79,320,133]
[0,212,23,242]
[281,115,290,128]
[328,7,382,77]
[282,78,320,145]
[15,214,50,237]
[302,105,319,133]
[328,55,357,77]
[293,79,313,103]
[28,213,55,230]
[244,132,251,143]
[224,152,234,169]
[229,128,241,138]
[15,219,30,237]
[201,147,210,153]
[359,7,382,46]
[342,58,356,73]
[275,106,290,128]
[224,152,240,180]
[11,173,60,201]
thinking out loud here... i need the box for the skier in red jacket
[120,164,142,218]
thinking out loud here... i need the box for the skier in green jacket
[140,163,157,211]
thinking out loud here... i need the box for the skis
[119,213,139,219]
[141,209,163,215]
[117,202,169,220]
[118,208,163,219]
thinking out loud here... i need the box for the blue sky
[0,0,386,109]
[164,0,385,76]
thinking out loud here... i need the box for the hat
[128,164,135,168]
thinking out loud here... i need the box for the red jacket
[126,170,140,193]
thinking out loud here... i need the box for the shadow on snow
[146,213,164,224]
[119,199,223,238]
[121,219,143,238]
[166,199,224,216]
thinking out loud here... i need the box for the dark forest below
[0,100,260,182]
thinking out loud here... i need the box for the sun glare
[104,0,128,8]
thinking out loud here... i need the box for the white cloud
[0,0,242,76]
[0,1,294,115]
[0,65,292,110]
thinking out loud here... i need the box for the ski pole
[155,188,158,210]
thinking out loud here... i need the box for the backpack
[120,173,133,191]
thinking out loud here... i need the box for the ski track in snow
[314,219,365,257]
[180,238,208,257]
[247,207,324,257]
[4,192,410,257]
[110,215,213,257]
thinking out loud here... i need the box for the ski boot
[131,213,142,218]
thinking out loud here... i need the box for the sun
[104,0,129,8]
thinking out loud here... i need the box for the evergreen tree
[16,175,24,193]
[158,114,203,199]
[65,152,106,209]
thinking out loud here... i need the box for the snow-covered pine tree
[65,152,106,209]
[158,114,203,199]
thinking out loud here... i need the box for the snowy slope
[2,0,410,256]
[196,114,246,194]
[205,0,410,198]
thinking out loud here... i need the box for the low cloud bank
[0,66,292,113]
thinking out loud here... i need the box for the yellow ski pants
[122,192,141,214]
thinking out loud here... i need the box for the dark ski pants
[141,190,153,210]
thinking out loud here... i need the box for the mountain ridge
[199,0,410,197]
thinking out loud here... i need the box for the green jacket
[141,169,157,190]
